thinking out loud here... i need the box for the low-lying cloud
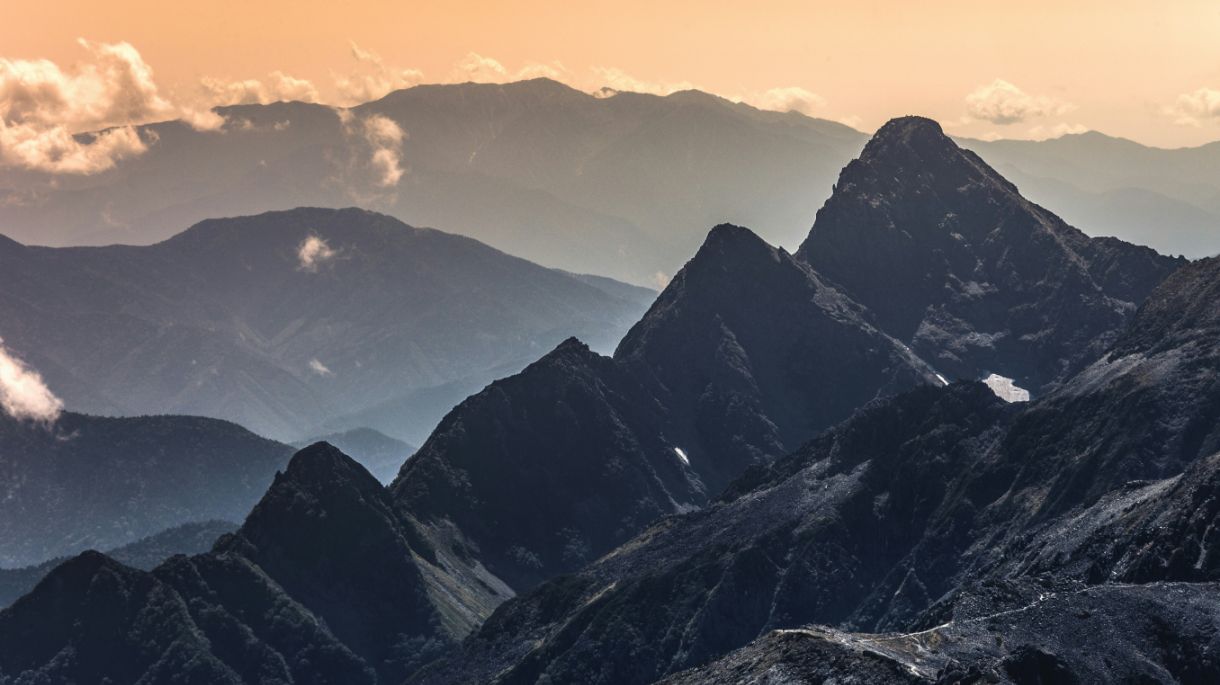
[0,39,228,174]
[747,87,827,116]
[199,71,320,107]
[297,234,338,271]
[965,79,1073,125]
[1166,88,1220,127]
[451,52,567,84]
[363,114,405,187]
[590,67,696,96]
[0,339,63,423]
[333,43,424,106]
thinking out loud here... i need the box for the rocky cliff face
[798,116,1182,394]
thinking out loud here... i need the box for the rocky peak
[795,116,1181,392]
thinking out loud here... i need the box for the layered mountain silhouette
[0,411,290,567]
[0,79,865,284]
[0,116,1209,684]
[0,520,237,608]
[3,79,1219,290]
[0,206,652,442]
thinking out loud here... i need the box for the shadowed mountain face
[418,258,1220,684]
[0,412,291,568]
[798,117,1183,394]
[0,443,512,684]
[391,222,939,591]
[0,206,653,443]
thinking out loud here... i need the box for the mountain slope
[0,411,291,567]
[798,116,1183,394]
[392,222,939,591]
[0,206,653,442]
[418,252,1220,685]
[0,443,512,684]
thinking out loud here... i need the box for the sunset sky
[4,0,1220,147]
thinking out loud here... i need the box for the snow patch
[983,373,1030,402]
[308,358,334,377]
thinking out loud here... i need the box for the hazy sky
[4,0,1220,147]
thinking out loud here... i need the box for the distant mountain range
[0,411,289,567]
[0,520,237,608]
[2,116,1212,683]
[0,206,653,443]
[1,79,1218,289]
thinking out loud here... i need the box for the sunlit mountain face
[2,4,1220,684]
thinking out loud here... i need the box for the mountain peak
[275,441,382,493]
[870,115,947,144]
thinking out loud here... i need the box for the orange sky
[4,0,1220,147]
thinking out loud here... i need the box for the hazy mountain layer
[0,412,290,567]
[0,520,238,608]
[0,206,653,442]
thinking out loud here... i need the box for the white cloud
[363,114,405,187]
[589,67,696,96]
[308,358,334,377]
[199,71,319,107]
[1166,87,1220,127]
[745,87,827,116]
[333,42,424,105]
[450,52,567,85]
[0,339,63,422]
[332,111,406,191]
[297,234,338,271]
[0,39,227,174]
[964,79,1073,125]
[1026,122,1089,139]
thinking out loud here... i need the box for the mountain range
[2,79,1219,291]
[0,115,1214,683]
[0,206,653,443]
[0,411,289,567]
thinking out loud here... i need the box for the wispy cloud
[0,339,63,423]
[1166,87,1220,127]
[589,67,696,96]
[744,86,827,116]
[964,79,1073,125]
[199,71,319,107]
[333,42,424,105]
[362,114,405,187]
[297,234,338,271]
[450,52,567,84]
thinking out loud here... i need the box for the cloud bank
[1167,88,1220,127]
[0,339,63,423]
[0,39,233,174]
[199,71,319,107]
[965,79,1073,125]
